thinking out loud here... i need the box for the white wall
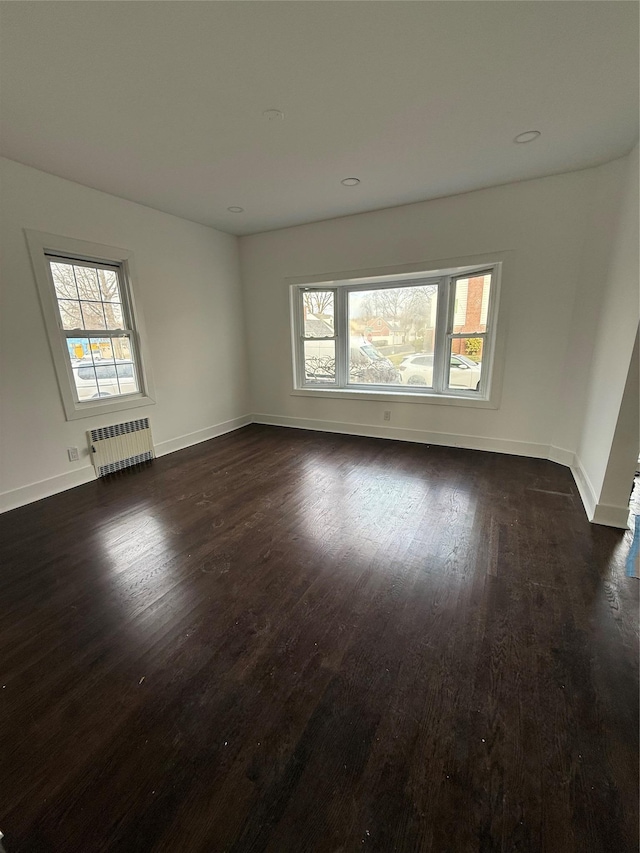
[574,146,640,525]
[240,162,628,467]
[3,153,636,522]
[0,158,249,511]
[551,159,627,455]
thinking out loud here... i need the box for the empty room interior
[1,2,639,852]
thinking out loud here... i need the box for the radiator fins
[89,417,154,477]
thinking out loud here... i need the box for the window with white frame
[291,264,499,399]
[26,231,154,421]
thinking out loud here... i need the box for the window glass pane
[87,336,114,361]
[67,337,90,361]
[80,301,107,330]
[104,301,124,330]
[303,291,334,337]
[95,360,119,398]
[453,274,491,334]
[94,364,117,380]
[110,335,133,361]
[58,300,83,330]
[70,336,138,399]
[480,276,491,326]
[50,262,78,300]
[397,352,435,386]
[98,268,122,302]
[304,340,335,383]
[453,280,468,326]
[116,362,139,394]
[74,265,101,301]
[349,284,437,386]
[348,340,402,385]
[73,365,98,401]
[50,259,126,334]
[448,338,484,391]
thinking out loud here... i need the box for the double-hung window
[292,263,499,400]
[27,231,155,421]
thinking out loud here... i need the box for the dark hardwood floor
[1,425,637,853]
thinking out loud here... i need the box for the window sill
[64,393,156,422]
[291,387,498,409]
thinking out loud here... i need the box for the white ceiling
[1,1,638,236]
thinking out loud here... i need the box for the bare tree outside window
[50,261,129,360]
[303,290,334,318]
[350,284,437,354]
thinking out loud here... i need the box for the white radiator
[88,417,154,477]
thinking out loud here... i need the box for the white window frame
[290,261,501,406]
[26,230,156,421]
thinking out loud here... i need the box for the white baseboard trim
[154,415,253,458]
[255,415,634,528]
[0,466,96,514]
[591,502,631,529]
[571,458,597,522]
[548,445,575,468]
[3,414,629,529]
[570,454,628,529]
[252,413,552,459]
[0,414,253,514]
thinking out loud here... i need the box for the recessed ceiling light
[227,206,244,213]
[341,177,360,187]
[514,130,541,144]
[262,109,284,121]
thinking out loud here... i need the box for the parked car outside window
[398,352,481,390]
[74,359,138,399]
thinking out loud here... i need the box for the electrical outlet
[383,410,391,422]
[67,446,79,462]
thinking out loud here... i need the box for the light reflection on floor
[295,456,477,577]
[97,507,191,630]
[98,507,171,568]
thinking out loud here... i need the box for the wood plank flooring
[1,424,637,852]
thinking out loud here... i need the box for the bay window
[292,263,499,400]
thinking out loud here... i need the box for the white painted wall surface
[575,146,640,520]
[551,158,627,456]
[0,158,249,511]
[595,331,639,527]
[2,154,635,519]
[241,164,625,462]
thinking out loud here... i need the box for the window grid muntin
[46,255,142,403]
[47,254,130,332]
[65,332,140,400]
